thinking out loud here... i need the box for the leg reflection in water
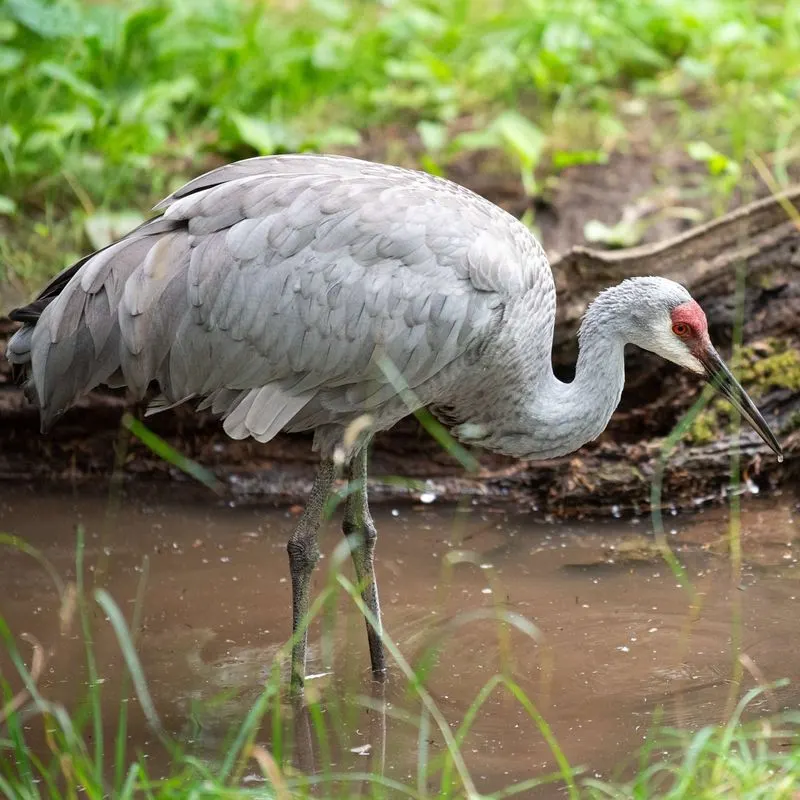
[289,680,388,787]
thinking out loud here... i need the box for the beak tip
[700,349,785,463]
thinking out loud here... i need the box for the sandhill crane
[6,155,782,689]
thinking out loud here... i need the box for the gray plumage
[8,155,553,456]
[7,154,779,688]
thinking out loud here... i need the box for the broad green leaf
[119,77,198,125]
[584,218,645,248]
[0,46,22,74]
[491,110,545,170]
[37,62,104,107]
[0,196,17,216]
[310,0,351,23]
[23,108,96,155]
[687,140,718,162]
[0,20,18,41]
[6,0,78,38]
[312,125,361,149]
[228,112,281,155]
[687,141,740,176]
[451,127,500,152]
[552,149,609,169]
[417,120,448,153]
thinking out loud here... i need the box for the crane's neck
[524,323,626,459]
[464,289,628,460]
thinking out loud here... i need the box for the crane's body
[9,155,566,458]
[6,154,782,689]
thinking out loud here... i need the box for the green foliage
[1,0,798,224]
[687,140,743,209]
[0,0,799,291]
[687,402,723,445]
[586,700,800,799]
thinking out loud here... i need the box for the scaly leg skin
[290,694,316,776]
[287,460,336,692]
[368,679,387,776]
[343,445,387,679]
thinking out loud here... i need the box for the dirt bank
[1,154,798,515]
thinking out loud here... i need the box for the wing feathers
[26,222,179,427]
[10,154,543,441]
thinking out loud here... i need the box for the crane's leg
[342,446,386,678]
[288,459,336,691]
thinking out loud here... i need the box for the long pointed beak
[698,346,783,460]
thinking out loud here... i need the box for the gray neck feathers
[485,284,631,459]
[458,277,692,460]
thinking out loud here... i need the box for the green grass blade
[218,681,277,782]
[376,354,480,473]
[289,771,422,797]
[335,573,479,798]
[75,525,104,786]
[440,675,503,794]
[499,677,579,799]
[492,770,576,799]
[120,761,145,798]
[0,534,66,598]
[416,705,431,797]
[649,386,714,603]
[121,413,223,493]
[114,554,150,793]
[0,773,22,800]
[94,588,162,734]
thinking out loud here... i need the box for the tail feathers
[7,215,187,431]
[118,230,190,397]
[6,326,33,364]
[32,324,92,426]
[146,385,315,448]
[6,327,39,406]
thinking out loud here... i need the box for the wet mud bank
[1,177,798,515]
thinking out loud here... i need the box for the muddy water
[1,486,799,795]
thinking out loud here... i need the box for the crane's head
[622,277,782,460]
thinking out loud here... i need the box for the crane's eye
[672,322,691,337]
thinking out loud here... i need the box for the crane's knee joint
[342,519,363,541]
[363,520,377,546]
[287,538,320,572]
[343,519,377,548]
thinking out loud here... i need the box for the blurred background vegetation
[1,0,799,297]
